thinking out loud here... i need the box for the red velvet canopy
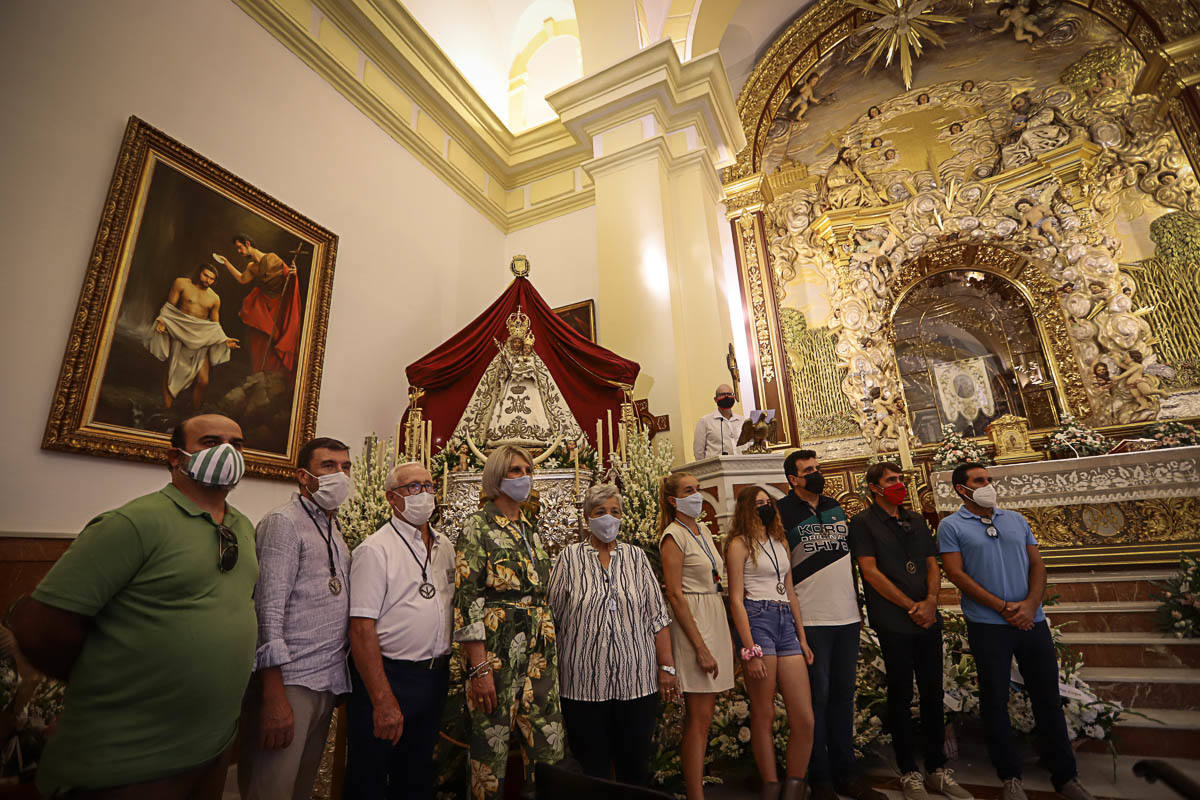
[405,278,639,450]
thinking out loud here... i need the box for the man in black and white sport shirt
[777,450,884,800]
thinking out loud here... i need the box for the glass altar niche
[894,269,1059,444]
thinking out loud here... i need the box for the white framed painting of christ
[42,116,338,480]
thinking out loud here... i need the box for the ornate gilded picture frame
[553,299,596,342]
[42,116,338,480]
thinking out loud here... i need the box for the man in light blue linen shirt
[239,437,354,800]
[938,462,1094,800]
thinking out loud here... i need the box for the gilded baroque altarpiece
[724,0,1200,464]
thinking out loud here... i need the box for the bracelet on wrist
[739,645,764,662]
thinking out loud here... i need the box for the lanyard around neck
[300,497,338,581]
[388,518,432,586]
[756,537,783,584]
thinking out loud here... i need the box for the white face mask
[966,483,998,509]
[306,470,354,510]
[675,493,704,518]
[588,514,620,543]
[398,491,436,526]
[500,475,532,503]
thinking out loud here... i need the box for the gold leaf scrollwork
[737,213,777,384]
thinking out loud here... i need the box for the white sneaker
[925,767,974,799]
[901,771,931,800]
[1001,778,1029,800]
[1056,778,1096,800]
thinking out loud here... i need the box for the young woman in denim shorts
[726,485,816,800]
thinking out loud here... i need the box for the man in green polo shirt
[8,413,258,798]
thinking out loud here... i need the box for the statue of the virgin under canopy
[451,306,584,457]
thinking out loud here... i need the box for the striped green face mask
[178,443,245,489]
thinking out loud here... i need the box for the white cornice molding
[547,40,746,169]
[231,1,741,232]
[232,0,595,232]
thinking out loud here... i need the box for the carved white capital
[546,40,745,168]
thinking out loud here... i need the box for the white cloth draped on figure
[147,302,233,398]
[451,345,583,450]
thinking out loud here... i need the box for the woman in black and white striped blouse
[547,483,678,787]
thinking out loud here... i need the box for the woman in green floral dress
[454,445,564,800]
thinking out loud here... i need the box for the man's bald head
[169,414,244,453]
[715,384,734,398]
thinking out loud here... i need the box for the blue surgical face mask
[588,514,620,543]
[675,493,704,518]
[500,475,532,503]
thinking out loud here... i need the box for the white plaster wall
[0,0,506,532]
[502,206,599,311]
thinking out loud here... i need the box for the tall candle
[619,419,627,463]
[428,422,434,470]
[898,427,914,472]
[596,419,604,468]
[573,448,580,498]
[606,409,614,462]
[395,422,403,463]
[443,462,449,499]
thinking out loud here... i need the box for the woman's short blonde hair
[583,483,621,518]
[481,445,534,499]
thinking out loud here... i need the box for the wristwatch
[658,664,676,676]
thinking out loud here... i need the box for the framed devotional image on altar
[552,299,596,342]
[41,116,338,479]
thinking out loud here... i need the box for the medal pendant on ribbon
[329,575,342,595]
[419,581,437,599]
[905,561,916,574]
[776,582,786,595]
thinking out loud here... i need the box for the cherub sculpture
[787,72,823,120]
[995,0,1045,43]
[869,385,900,441]
[1014,189,1059,246]
[452,442,471,472]
[1115,350,1165,414]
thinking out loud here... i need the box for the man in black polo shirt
[849,462,972,800]
[778,450,883,800]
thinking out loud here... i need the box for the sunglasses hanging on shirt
[981,516,999,538]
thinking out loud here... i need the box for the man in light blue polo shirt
[938,462,1094,800]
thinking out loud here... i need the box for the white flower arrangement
[1155,552,1200,639]
[931,424,992,470]
[1047,414,1109,458]
[615,424,674,577]
[645,609,1128,793]
[338,433,396,551]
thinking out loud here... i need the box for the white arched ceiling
[404,0,581,131]
[718,0,815,97]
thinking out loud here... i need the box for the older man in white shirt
[346,461,454,800]
[692,384,746,460]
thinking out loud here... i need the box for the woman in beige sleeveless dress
[659,472,734,800]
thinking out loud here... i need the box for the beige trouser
[238,683,336,800]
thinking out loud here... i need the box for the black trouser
[345,658,449,800]
[966,620,1077,790]
[877,626,946,774]
[561,693,659,787]
[804,622,861,786]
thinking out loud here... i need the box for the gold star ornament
[846,0,962,90]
